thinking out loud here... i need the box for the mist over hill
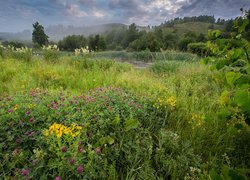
[0,23,130,43]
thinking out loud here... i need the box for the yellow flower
[13,104,19,110]
[42,130,49,136]
[166,96,176,109]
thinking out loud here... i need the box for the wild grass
[0,54,249,179]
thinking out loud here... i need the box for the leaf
[125,119,140,131]
[225,71,241,87]
[234,89,250,112]
[112,116,120,125]
[239,19,249,33]
[99,136,115,145]
[106,136,115,145]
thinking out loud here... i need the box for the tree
[32,22,49,47]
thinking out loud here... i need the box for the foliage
[202,10,250,126]
[188,42,211,56]
[58,35,87,51]
[32,22,49,47]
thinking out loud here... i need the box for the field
[0,50,249,179]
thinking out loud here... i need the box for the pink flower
[7,109,13,113]
[21,169,29,176]
[25,111,30,115]
[76,107,80,111]
[55,176,61,180]
[96,147,101,155]
[77,165,84,174]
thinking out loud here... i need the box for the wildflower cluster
[42,44,59,51]
[15,47,32,53]
[74,46,89,56]
[190,113,205,128]
[43,123,82,138]
[154,96,177,110]
[42,44,59,61]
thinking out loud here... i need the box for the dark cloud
[177,0,250,18]
[0,0,249,32]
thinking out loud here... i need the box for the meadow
[0,48,249,179]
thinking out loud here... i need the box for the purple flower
[25,111,30,115]
[78,146,83,153]
[55,176,61,180]
[21,169,29,176]
[77,165,84,174]
[61,147,67,153]
[29,118,34,123]
[96,147,101,155]
[7,109,13,113]
[70,158,75,165]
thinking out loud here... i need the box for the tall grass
[91,50,199,62]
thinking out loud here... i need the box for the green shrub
[188,42,211,56]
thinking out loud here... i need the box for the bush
[188,42,211,56]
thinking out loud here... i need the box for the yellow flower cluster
[191,113,204,128]
[43,123,82,138]
[13,104,19,111]
[154,96,177,110]
[166,96,177,109]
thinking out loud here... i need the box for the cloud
[66,4,87,18]
[1,0,250,32]
[176,0,250,18]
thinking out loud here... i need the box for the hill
[158,22,225,37]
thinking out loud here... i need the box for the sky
[0,0,249,32]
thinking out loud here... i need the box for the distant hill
[0,22,225,44]
[158,22,225,37]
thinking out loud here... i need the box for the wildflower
[7,109,13,113]
[29,118,34,123]
[78,146,83,153]
[96,147,101,155]
[13,104,19,110]
[77,165,84,174]
[70,158,75,165]
[55,176,61,180]
[25,111,31,115]
[21,169,29,176]
[61,147,67,153]
[15,139,21,144]
[166,96,176,109]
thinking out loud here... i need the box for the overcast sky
[0,0,249,32]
